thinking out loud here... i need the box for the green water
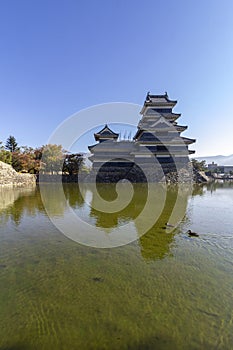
[0,183,233,349]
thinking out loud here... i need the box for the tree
[0,142,12,164]
[5,135,19,152]
[191,158,207,171]
[63,153,84,175]
[0,141,41,173]
[40,144,65,174]
[11,150,41,173]
[11,151,22,171]
[1,140,86,175]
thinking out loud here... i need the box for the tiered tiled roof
[140,92,177,114]
[88,92,196,165]
[94,124,119,142]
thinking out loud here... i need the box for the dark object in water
[187,230,199,237]
[92,277,104,282]
[162,222,175,229]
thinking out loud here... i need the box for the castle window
[157,145,168,152]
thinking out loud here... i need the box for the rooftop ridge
[145,91,177,104]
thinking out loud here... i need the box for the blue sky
[0,0,233,156]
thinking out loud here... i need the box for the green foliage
[40,144,65,174]
[191,158,207,171]
[0,150,12,164]
[11,151,21,171]
[11,150,41,173]
[0,147,12,165]
[5,135,19,152]
[0,140,41,173]
[0,137,85,176]
[63,153,84,175]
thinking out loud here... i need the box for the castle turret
[134,92,195,167]
[93,124,119,143]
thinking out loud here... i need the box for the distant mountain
[195,154,233,166]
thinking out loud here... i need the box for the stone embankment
[85,164,212,184]
[0,161,36,188]
[166,169,212,184]
[33,165,212,185]
[193,169,211,183]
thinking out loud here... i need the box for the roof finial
[165,91,168,96]
[146,91,151,102]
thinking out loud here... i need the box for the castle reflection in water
[0,183,213,261]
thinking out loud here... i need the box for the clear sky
[0,0,233,156]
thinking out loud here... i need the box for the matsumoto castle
[88,92,195,182]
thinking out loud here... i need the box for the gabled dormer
[150,117,175,129]
[134,117,176,140]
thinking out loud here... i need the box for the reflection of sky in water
[186,187,233,235]
[0,183,233,349]
[0,182,233,251]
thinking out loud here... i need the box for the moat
[0,182,232,349]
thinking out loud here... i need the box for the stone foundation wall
[32,164,211,185]
[0,161,36,188]
[85,162,211,184]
